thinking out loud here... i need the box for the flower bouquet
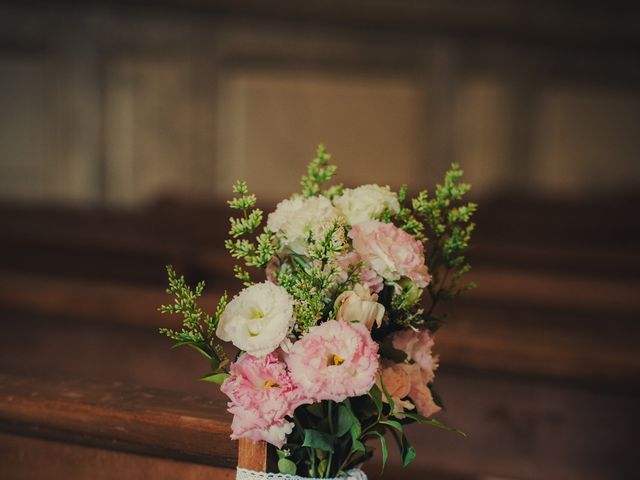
[159,145,476,479]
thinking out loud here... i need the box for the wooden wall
[0,1,639,206]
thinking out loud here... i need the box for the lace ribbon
[236,467,368,480]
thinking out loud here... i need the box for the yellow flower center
[332,354,344,366]
[263,380,279,388]
[250,308,264,319]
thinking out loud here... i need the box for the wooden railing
[0,372,238,479]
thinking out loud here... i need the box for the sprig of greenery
[410,164,477,313]
[301,144,339,198]
[224,180,277,285]
[276,221,349,333]
[158,265,229,378]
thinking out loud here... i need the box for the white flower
[216,282,294,356]
[266,196,339,255]
[333,184,400,225]
[335,284,385,330]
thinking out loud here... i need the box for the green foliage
[391,164,477,325]
[300,144,339,198]
[276,221,351,333]
[278,458,297,475]
[225,180,277,285]
[158,265,228,372]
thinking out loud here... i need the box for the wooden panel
[104,57,196,206]
[532,88,640,193]
[0,432,234,480]
[451,76,514,194]
[0,373,236,467]
[216,71,425,201]
[0,57,49,201]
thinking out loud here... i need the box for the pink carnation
[221,352,306,447]
[376,360,414,415]
[286,320,379,403]
[348,220,431,288]
[391,329,439,383]
[336,251,384,294]
[404,363,441,417]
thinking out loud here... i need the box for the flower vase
[236,439,367,480]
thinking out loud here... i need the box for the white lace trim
[236,467,367,480]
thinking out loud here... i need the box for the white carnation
[216,282,294,356]
[266,196,339,254]
[333,184,400,226]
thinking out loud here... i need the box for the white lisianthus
[266,196,339,254]
[216,282,294,356]
[333,184,400,225]
[335,284,385,330]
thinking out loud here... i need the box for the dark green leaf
[378,375,395,414]
[302,429,334,452]
[210,355,220,371]
[372,432,388,472]
[401,435,416,466]
[306,403,324,418]
[336,404,354,437]
[403,412,466,437]
[278,458,297,475]
[369,385,383,418]
[428,384,446,410]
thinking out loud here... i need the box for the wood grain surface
[0,372,236,467]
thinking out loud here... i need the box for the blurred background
[0,1,639,479]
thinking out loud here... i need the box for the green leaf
[302,429,334,452]
[199,372,230,384]
[371,432,388,472]
[182,343,212,359]
[369,385,383,418]
[378,375,395,414]
[401,435,416,467]
[352,439,365,452]
[403,412,466,437]
[210,355,220,371]
[278,458,297,475]
[336,404,354,437]
[380,419,403,433]
[428,384,446,410]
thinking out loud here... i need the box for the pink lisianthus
[391,329,439,383]
[220,352,306,448]
[286,320,379,403]
[348,220,431,288]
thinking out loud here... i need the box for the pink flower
[376,360,414,415]
[286,320,379,403]
[348,220,431,288]
[391,329,439,383]
[221,352,306,447]
[336,251,383,294]
[404,363,441,417]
